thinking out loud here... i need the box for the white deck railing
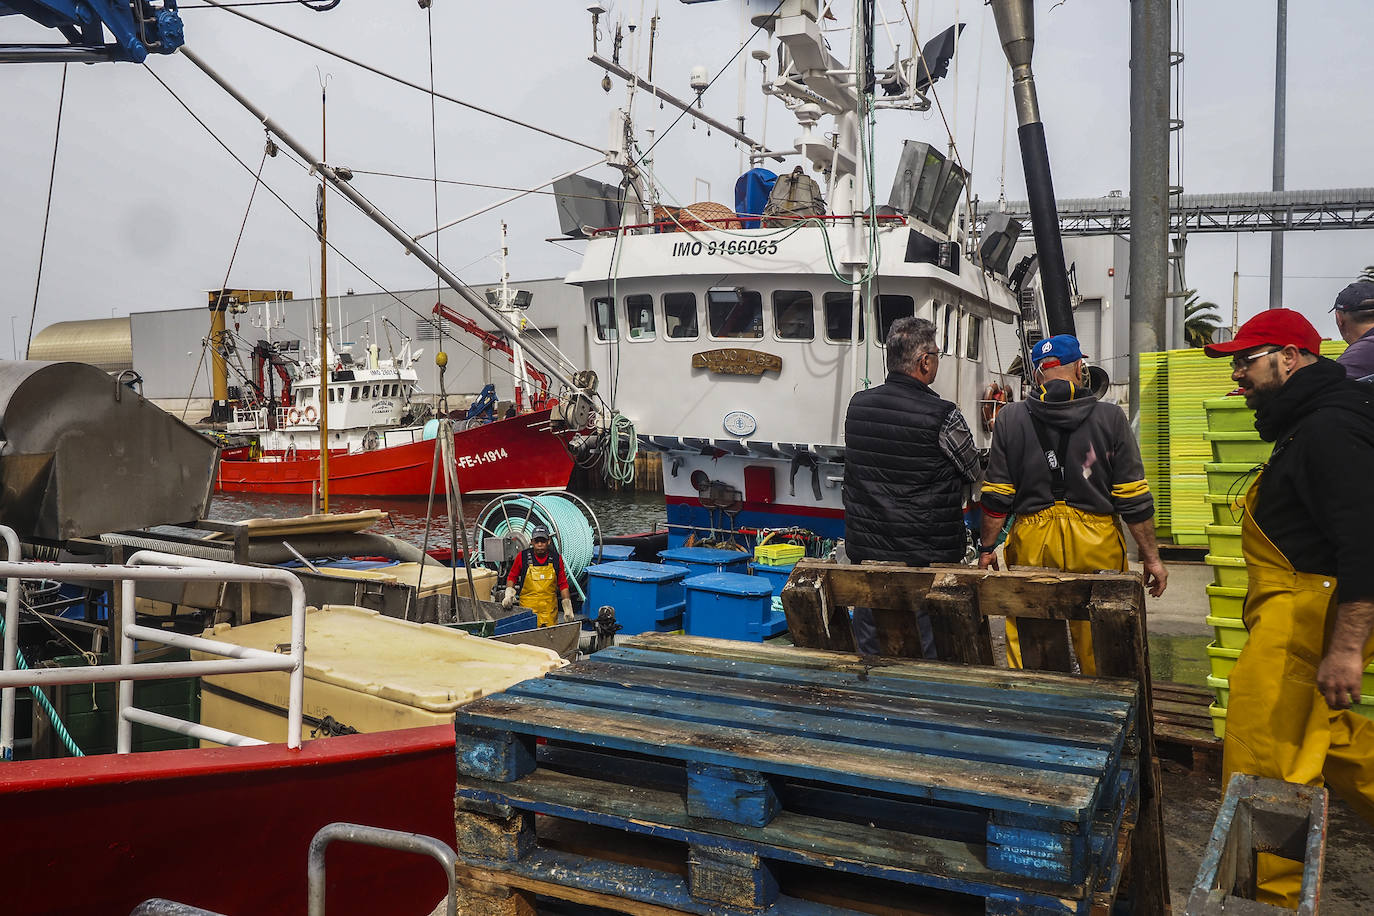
[0,536,306,757]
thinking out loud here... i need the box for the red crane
[429,302,553,409]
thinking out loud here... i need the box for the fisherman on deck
[978,334,1168,674]
[1204,309,1374,905]
[1331,280,1374,380]
[502,526,574,628]
[842,316,982,657]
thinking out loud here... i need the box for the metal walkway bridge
[987,188,1374,236]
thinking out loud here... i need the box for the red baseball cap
[1203,308,1323,358]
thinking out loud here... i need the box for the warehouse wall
[124,278,589,403]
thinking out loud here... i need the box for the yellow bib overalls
[1004,502,1128,677]
[1227,474,1374,905]
[518,558,559,628]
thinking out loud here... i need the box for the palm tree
[1183,294,1223,348]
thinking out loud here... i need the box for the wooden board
[453,646,1139,915]
[199,509,387,540]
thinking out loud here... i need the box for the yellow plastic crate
[1203,397,1255,432]
[1208,642,1239,680]
[1207,584,1246,619]
[1206,494,1245,527]
[1210,703,1227,738]
[1205,554,1248,589]
[1208,614,1249,651]
[1204,431,1273,465]
[1205,463,1261,500]
[1207,674,1230,708]
[1204,525,1243,559]
[754,543,805,566]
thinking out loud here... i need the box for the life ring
[362,429,380,451]
[979,383,1012,432]
[304,406,318,424]
[286,408,302,425]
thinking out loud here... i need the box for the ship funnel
[989,0,1075,340]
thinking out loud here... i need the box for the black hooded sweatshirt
[1250,357,1374,602]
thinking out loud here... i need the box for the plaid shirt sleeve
[938,408,982,484]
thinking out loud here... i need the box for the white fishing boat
[561,0,1048,547]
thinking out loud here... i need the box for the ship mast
[497,221,529,412]
[317,78,331,514]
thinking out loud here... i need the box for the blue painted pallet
[453,646,1138,914]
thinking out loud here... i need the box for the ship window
[773,290,814,340]
[591,296,617,341]
[350,386,360,401]
[335,387,345,402]
[876,295,915,345]
[966,315,982,360]
[362,385,371,398]
[942,304,956,355]
[626,294,655,340]
[327,388,335,403]
[707,288,762,339]
[664,292,698,339]
[822,292,865,342]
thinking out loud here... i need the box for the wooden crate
[1185,775,1327,916]
[777,562,1171,916]
[453,643,1140,916]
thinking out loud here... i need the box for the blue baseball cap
[1333,280,1374,313]
[1032,334,1085,367]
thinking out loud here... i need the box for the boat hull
[216,409,573,497]
[1,727,457,916]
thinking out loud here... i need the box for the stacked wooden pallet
[452,641,1142,916]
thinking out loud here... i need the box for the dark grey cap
[1333,280,1374,312]
[530,525,550,540]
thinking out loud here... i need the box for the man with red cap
[1205,308,1374,904]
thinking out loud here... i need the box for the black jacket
[842,372,965,564]
[1252,357,1374,602]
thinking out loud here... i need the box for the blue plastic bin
[593,544,637,563]
[585,561,689,636]
[657,547,750,579]
[748,561,796,597]
[683,572,787,642]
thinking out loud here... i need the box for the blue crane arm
[0,0,183,63]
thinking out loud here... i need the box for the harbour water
[208,489,668,549]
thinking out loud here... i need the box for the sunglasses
[1229,348,1280,372]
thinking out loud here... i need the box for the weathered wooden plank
[924,577,994,666]
[454,724,536,783]
[619,635,1139,703]
[454,769,1102,905]
[456,809,535,863]
[592,646,1137,721]
[688,845,779,910]
[500,677,1120,777]
[456,874,537,916]
[779,577,855,652]
[455,693,1106,822]
[686,762,780,828]
[551,658,1127,751]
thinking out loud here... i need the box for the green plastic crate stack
[1137,352,1170,537]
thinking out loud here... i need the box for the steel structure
[987,187,1374,237]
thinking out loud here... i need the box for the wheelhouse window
[664,292,698,339]
[707,287,763,339]
[626,294,656,340]
[876,295,915,345]
[591,296,617,341]
[942,304,956,355]
[822,292,865,342]
[773,290,815,340]
[350,386,360,401]
[965,315,982,361]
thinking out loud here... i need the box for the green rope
[0,609,84,759]
[481,495,596,601]
[602,411,638,486]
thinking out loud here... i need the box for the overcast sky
[0,0,1369,354]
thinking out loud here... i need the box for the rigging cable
[424,0,447,399]
[143,63,537,394]
[26,64,68,359]
[196,0,601,153]
[183,138,273,422]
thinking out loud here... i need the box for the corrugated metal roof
[28,317,133,371]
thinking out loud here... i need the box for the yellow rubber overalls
[1004,504,1127,676]
[1225,475,1374,906]
[517,555,560,628]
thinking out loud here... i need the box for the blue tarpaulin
[734,168,777,229]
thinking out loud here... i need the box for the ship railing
[0,537,306,757]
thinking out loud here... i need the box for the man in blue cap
[978,334,1168,673]
[1332,280,1374,379]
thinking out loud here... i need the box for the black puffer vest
[842,372,965,564]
